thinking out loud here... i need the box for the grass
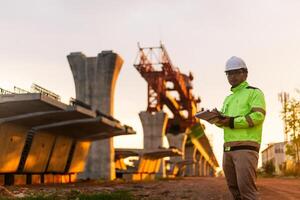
[0,190,135,200]
[77,191,135,200]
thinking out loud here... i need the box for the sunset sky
[1,0,300,166]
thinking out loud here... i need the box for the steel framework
[134,43,201,133]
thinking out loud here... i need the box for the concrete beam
[0,94,67,118]
[23,131,56,173]
[0,123,28,172]
[0,94,97,174]
[142,148,182,159]
[33,117,133,140]
[68,141,91,173]
[115,149,140,159]
[46,136,74,173]
[0,93,134,177]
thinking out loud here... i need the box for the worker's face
[226,69,248,87]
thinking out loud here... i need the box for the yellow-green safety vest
[221,81,266,144]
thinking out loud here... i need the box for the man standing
[214,56,266,200]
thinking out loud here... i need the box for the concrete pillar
[67,51,123,180]
[199,156,203,176]
[167,133,185,164]
[139,111,168,177]
[184,144,195,176]
[207,164,210,177]
[194,150,201,177]
[209,166,214,177]
[140,111,168,150]
[203,159,207,176]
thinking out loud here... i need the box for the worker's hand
[215,116,231,127]
[206,108,225,124]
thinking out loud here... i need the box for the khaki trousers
[223,150,259,200]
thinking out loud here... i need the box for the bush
[262,160,275,176]
[281,161,300,176]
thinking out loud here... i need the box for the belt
[224,145,259,153]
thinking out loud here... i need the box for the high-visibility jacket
[221,81,266,144]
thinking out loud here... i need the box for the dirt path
[126,177,300,200]
[1,177,300,199]
[257,178,300,200]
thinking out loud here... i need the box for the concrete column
[167,133,185,164]
[67,51,123,180]
[209,166,214,177]
[139,111,168,177]
[203,159,207,176]
[207,164,210,177]
[184,144,195,176]
[199,156,203,176]
[140,111,168,150]
[194,150,201,177]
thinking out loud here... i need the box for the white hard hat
[225,56,247,72]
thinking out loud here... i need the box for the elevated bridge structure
[0,93,135,185]
[134,43,219,176]
[115,147,183,180]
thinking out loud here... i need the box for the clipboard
[195,110,220,124]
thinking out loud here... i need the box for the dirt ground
[1,177,300,199]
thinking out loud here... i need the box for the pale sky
[1,0,300,167]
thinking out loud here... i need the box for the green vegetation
[262,160,275,176]
[0,190,135,200]
[279,92,300,176]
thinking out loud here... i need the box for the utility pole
[278,92,289,142]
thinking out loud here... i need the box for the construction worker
[212,56,266,200]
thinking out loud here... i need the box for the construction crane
[134,43,201,134]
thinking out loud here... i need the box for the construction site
[0,43,299,200]
[3,1,300,199]
[0,44,221,197]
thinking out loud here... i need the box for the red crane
[134,43,201,134]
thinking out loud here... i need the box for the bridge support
[203,159,208,176]
[139,111,168,177]
[184,144,195,176]
[167,133,185,162]
[67,51,123,180]
[194,149,202,176]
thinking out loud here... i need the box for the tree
[280,94,300,165]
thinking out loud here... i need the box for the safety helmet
[225,56,247,72]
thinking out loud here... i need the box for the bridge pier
[139,111,168,177]
[194,150,201,176]
[184,144,195,176]
[203,159,208,176]
[199,155,203,176]
[67,51,123,180]
[167,133,185,162]
[207,163,211,176]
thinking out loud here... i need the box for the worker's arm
[229,90,266,129]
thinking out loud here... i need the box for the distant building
[261,142,286,174]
